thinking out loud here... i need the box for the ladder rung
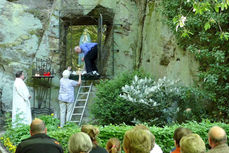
[75,106,84,108]
[77,99,87,101]
[71,120,80,123]
[80,86,91,88]
[79,92,89,94]
[72,113,82,116]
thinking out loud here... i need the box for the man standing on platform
[74,43,100,76]
[12,71,32,127]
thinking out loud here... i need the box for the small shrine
[31,58,54,116]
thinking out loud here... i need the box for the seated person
[123,127,152,153]
[106,138,121,153]
[81,125,108,153]
[134,125,163,153]
[75,43,99,76]
[68,132,93,153]
[171,127,192,153]
[207,126,229,153]
[180,133,206,153]
[15,119,63,153]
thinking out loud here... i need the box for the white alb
[12,78,32,127]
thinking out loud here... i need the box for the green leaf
[204,22,211,31]
[181,30,193,38]
[214,4,220,12]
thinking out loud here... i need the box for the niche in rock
[59,7,114,77]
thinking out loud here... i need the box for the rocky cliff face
[0,0,199,117]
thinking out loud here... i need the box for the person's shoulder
[45,135,58,142]
[206,149,216,153]
[70,79,78,84]
[93,146,107,153]
[44,135,63,149]
[20,136,33,142]
[49,137,61,146]
[17,136,36,147]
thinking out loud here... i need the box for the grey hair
[68,132,93,153]
[62,70,70,78]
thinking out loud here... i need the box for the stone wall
[0,0,199,120]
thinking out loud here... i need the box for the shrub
[90,70,150,125]
[2,115,229,153]
[160,0,229,122]
[92,72,209,126]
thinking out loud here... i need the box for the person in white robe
[12,71,32,127]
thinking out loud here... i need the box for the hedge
[2,115,229,153]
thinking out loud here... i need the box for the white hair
[74,46,81,53]
[62,70,70,78]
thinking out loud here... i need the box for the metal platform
[69,74,100,80]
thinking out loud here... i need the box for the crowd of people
[15,118,229,153]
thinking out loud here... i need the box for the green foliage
[91,71,209,126]
[3,113,30,146]
[90,70,150,125]
[3,115,229,153]
[160,0,229,121]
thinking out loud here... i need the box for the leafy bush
[3,115,229,153]
[91,72,209,126]
[90,70,150,125]
[160,0,229,122]
[120,76,209,126]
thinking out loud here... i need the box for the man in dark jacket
[207,126,229,153]
[15,118,63,153]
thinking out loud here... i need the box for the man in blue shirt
[75,43,99,76]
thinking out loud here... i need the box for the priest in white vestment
[12,71,32,127]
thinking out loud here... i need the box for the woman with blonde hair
[134,125,163,153]
[123,128,152,153]
[106,138,121,153]
[81,125,108,153]
[68,132,93,153]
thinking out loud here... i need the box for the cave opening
[59,11,114,77]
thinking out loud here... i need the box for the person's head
[208,126,227,148]
[123,128,152,153]
[83,29,88,35]
[173,127,192,147]
[106,138,121,153]
[180,134,206,153]
[30,118,47,136]
[68,132,93,153]
[62,70,71,78]
[74,46,81,53]
[134,124,155,150]
[81,125,99,146]
[15,71,24,80]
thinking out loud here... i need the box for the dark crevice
[137,1,148,68]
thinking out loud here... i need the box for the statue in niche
[78,29,91,71]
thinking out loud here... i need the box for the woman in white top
[58,67,81,127]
